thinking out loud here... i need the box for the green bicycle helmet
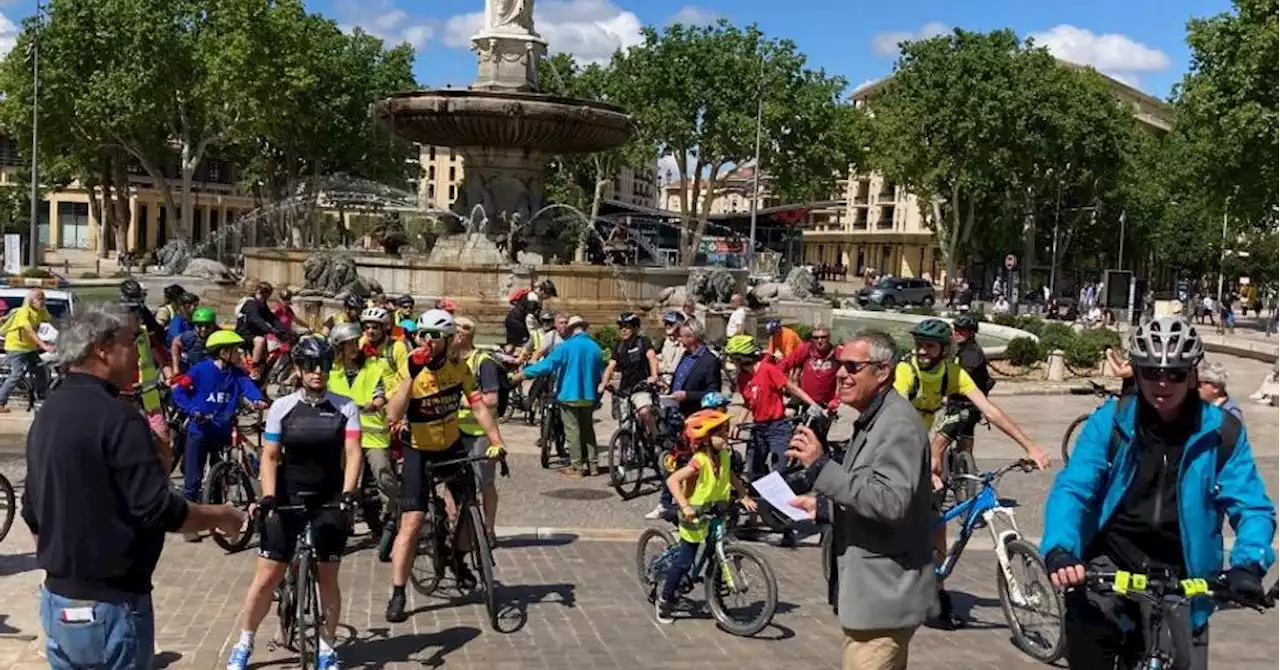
[724,334,760,357]
[909,318,952,342]
[205,330,246,351]
[191,307,217,325]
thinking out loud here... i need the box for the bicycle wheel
[1060,413,1089,465]
[607,429,643,498]
[295,553,320,670]
[705,543,778,637]
[203,462,256,552]
[634,527,675,597]
[411,498,448,596]
[0,473,15,543]
[275,566,298,651]
[998,538,1066,663]
[948,449,979,503]
[467,505,499,630]
[538,407,558,469]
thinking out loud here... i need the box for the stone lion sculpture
[654,266,738,309]
[299,251,382,299]
[746,266,825,307]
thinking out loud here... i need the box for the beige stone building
[659,165,780,216]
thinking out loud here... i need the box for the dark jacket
[671,344,722,415]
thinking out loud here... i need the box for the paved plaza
[0,352,1276,668]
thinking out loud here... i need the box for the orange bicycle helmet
[684,409,731,442]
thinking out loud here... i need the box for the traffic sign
[1004,254,1017,270]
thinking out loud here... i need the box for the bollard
[1047,349,1066,382]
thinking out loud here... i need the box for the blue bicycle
[934,459,1064,662]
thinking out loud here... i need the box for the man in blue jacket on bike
[514,315,605,477]
[1042,316,1275,669]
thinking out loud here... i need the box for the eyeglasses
[812,334,830,341]
[839,359,883,374]
[296,358,333,373]
[417,330,448,341]
[1138,368,1189,383]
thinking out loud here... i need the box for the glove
[341,490,360,510]
[1044,548,1084,576]
[1220,566,1265,603]
[257,495,278,517]
[485,443,506,459]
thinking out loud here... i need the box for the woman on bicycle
[226,337,362,670]
[656,408,756,624]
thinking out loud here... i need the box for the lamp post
[745,52,764,274]
[27,1,43,268]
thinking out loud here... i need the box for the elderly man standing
[0,289,55,412]
[725,294,748,338]
[515,315,606,477]
[788,330,935,670]
[1197,359,1244,420]
[22,304,246,668]
[669,318,722,416]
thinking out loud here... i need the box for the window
[427,183,435,200]
[449,148,455,160]
[449,166,456,181]
[429,146,436,160]
[448,184,456,201]
[429,165,435,180]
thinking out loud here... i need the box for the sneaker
[225,642,252,670]
[655,597,674,624]
[453,558,477,591]
[931,590,965,630]
[643,505,665,521]
[385,591,408,623]
[318,649,341,670]
[779,530,797,549]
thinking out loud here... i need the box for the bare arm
[386,375,414,424]
[260,439,281,497]
[169,338,183,373]
[965,389,1041,455]
[342,433,362,494]
[784,380,817,407]
[666,463,700,510]
[601,359,617,390]
[471,393,505,448]
[646,349,659,380]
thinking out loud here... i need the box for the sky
[0,0,1234,100]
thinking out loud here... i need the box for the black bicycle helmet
[662,311,686,325]
[953,314,980,333]
[910,318,952,342]
[179,292,200,306]
[396,294,414,308]
[536,278,558,298]
[292,336,334,366]
[539,311,555,323]
[119,279,145,305]
[617,312,642,328]
[343,293,364,311]
[163,284,186,302]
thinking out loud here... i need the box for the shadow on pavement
[496,532,578,549]
[494,581,577,634]
[154,651,183,668]
[922,590,1006,632]
[0,551,37,578]
[340,625,481,669]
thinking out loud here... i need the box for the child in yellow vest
[656,409,757,624]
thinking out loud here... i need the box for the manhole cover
[541,488,613,501]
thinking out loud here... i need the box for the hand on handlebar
[1218,567,1266,605]
[1045,548,1086,589]
[739,496,758,514]
[1024,446,1052,471]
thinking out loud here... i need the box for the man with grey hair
[788,330,935,670]
[1197,359,1243,420]
[669,318,722,416]
[21,304,247,668]
[514,315,607,476]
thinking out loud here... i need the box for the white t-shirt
[726,307,748,337]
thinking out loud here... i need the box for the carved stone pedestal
[472,31,547,92]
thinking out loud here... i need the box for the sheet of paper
[750,471,810,522]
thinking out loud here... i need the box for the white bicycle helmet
[329,322,362,347]
[1127,316,1204,369]
[360,306,391,325]
[417,308,456,336]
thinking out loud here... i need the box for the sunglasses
[417,330,448,341]
[839,360,883,374]
[296,358,333,373]
[1138,368,1189,383]
[812,334,830,340]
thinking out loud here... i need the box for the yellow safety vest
[327,358,393,449]
[136,327,162,413]
[458,349,494,437]
[677,449,733,543]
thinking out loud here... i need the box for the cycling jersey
[362,336,409,385]
[406,357,480,451]
[264,391,360,500]
[893,357,978,429]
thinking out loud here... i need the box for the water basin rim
[376,89,630,115]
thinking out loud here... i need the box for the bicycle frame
[933,473,1025,603]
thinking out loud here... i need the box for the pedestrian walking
[515,315,606,476]
[21,304,246,669]
[787,330,936,670]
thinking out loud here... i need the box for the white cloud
[668,5,720,27]
[443,0,643,64]
[0,13,17,59]
[871,21,948,57]
[335,0,436,51]
[1029,24,1171,89]
[852,79,877,92]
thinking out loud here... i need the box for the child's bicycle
[935,459,1064,663]
[634,502,779,637]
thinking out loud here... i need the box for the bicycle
[934,459,1064,662]
[634,502,779,637]
[408,451,510,631]
[0,350,57,412]
[1061,380,1119,464]
[0,471,14,543]
[203,412,264,552]
[931,403,989,504]
[537,393,566,469]
[1078,568,1277,670]
[605,384,674,498]
[269,500,345,669]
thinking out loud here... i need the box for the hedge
[1004,337,1042,367]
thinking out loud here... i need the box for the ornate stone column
[472,32,547,93]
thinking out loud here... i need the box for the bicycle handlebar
[952,458,1038,484]
[1083,569,1277,611]
[420,451,511,478]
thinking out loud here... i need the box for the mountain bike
[1061,380,1119,464]
[934,459,1064,662]
[635,502,778,637]
[409,451,509,631]
[1079,569,1277,670]
[270,500,345,669]
[203,412,263,552]
[536,389,566,469]
[0,472,14,543]
[605,384,674,498]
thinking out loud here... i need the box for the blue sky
[0,0,1232,98]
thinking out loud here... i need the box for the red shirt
[736,358,788,422]
[781,342,839,407]
[273,304,296,332]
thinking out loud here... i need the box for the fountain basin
[373,90,634,154]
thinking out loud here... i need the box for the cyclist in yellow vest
[453,316,505,545]
[656,409,756,624]
[358,306,410,386]
[118,287,173,470]
[326,322,400,560]
[0,289,54,412]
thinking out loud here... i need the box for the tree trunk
[943,188,963,291]
[1021,186,1037,298]
[116,139,182,242]
[86,170,107,260]
[111,151,131,255]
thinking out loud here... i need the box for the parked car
[0,288,77,320]
[857,278,935,308]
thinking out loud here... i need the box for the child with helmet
[656,405,757,624]
[171,307,220,374]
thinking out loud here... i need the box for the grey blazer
[813,388,937,631]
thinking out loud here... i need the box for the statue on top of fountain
[484,0,536,36]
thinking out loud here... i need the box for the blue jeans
[749,419,793,478]
[182,430,228,502]
[39,587,154,670]
[660,540,700,602]
[0,350,45,406]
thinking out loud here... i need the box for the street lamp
[746,51,764,274]
[27,1,44,269]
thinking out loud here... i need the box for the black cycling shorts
[399,440,474,513]
[937,404,981,442]
[259,502,348,564]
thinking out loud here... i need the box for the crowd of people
[11,274,1278,670]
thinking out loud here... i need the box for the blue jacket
[172,359,264,437]
[166,313,192,347]
[522,331,604,405]
[1042,396,1276,629]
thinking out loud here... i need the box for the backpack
[1106,394,1242,476]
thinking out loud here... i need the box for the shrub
[1013,315,1045,336]
[20,267,52,279]
[1037,322,1075,359]
[990,313,1019,328]
[1004,337,1042,367]
[1077,328,1122,354]
[861,302,886,312]
[79,271,100,279]
[903,305,938,316]
[792,323,814,341]
[1064,336,1103,368]
[592,325,621,357]
[109,270,132,279]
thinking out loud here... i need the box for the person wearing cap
[600,312,660,441]
[1043,316,1274,667]
[394,295,416,323]
[434,297,457,314]
[503,288,537,353]
[1196,359,1243,420]
[763,318,802,362]
[322,294,365,336]
[171,330,267,540]
[514,315,606,476]
[453,316,505,543]
[0,289,54,412]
